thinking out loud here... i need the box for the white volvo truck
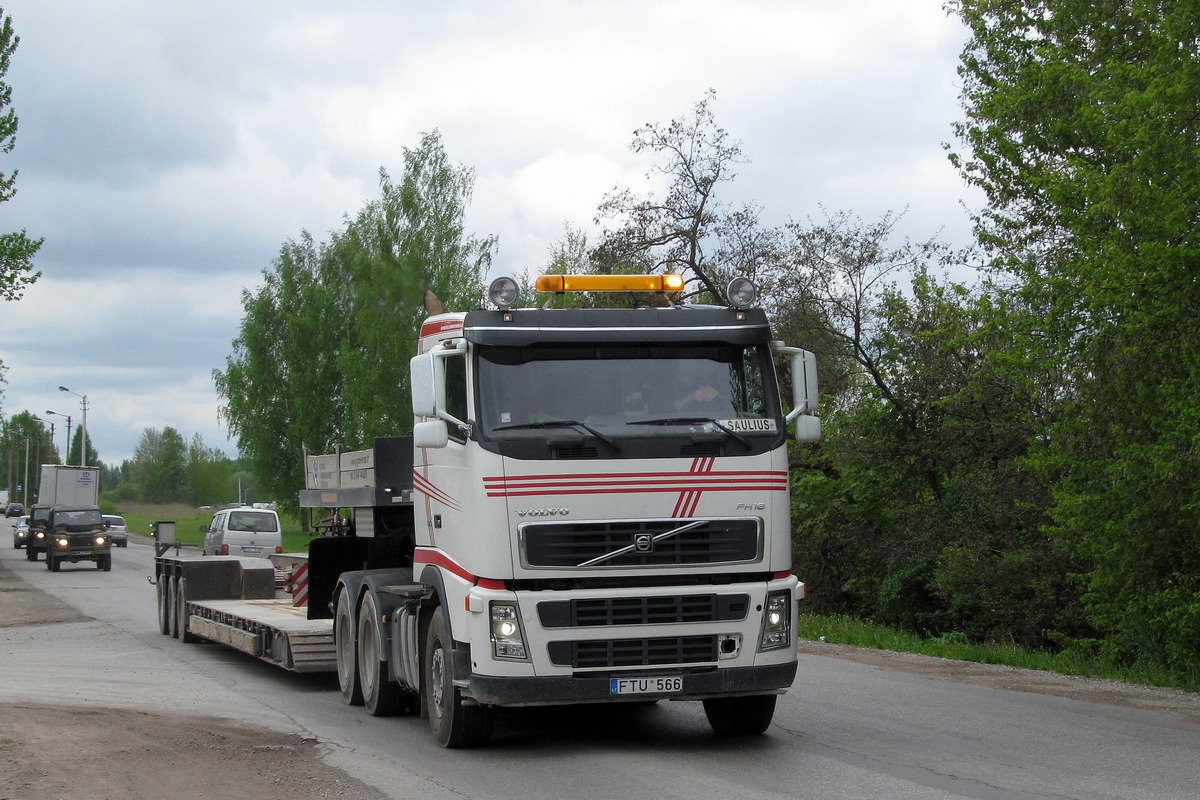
[154,273,820,747]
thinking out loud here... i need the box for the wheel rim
[430,644,447,718]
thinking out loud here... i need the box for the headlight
[490,602,528,660]
[35,531,45,540]
[758,590,792,651]
[95,536,107,546]
[55,537,69,548]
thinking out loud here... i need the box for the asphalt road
[2,538,1198,800]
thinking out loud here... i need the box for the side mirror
[410,353,437,417]
[414,419,449,449]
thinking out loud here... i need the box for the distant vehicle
[38,465,100,506]
[44,504,112,572]
[103,515,129,547]
[201,507,282,557]
[25,504,52,561]
[11,515,30,549]
[5,502,25,518]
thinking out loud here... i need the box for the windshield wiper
[493,420,620,451]
[626,416,750,448]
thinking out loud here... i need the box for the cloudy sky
[0,0,981,468]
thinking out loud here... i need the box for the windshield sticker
[718,418,777,434]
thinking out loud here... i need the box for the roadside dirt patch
[0,557,90,627]
[0,704,390,800]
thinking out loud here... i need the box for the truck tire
[156,575,171,635]
[26,545,36,561]
[357,592,405,716]
[47,554,58,572]
[177,578,200,643]
[167,577,180,638]
[702,694,777,736]
[335,586,364,706]
[98,554,112,571]
[424,606,495,748]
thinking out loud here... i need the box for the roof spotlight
[727,277,759,309]
[489,277,520,309]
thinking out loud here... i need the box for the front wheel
[98,554,112,571]
[47,554,58,572]
[26,546,36,561]
[424,606,494,748]
[335,586,363,706]
[703,694,777,736]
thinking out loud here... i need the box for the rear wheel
[424,606,494,747]
[703,694,777,736]
[357,593,405,716]
[335,586,363,706]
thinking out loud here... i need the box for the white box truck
[38,465,101,506]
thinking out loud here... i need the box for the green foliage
[951,0,1200,679]
[0,410,55,504]
[0,8,41,302]
[215,131,493,515]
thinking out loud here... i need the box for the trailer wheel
[167,577,180,638]
[156,574,171,635]
[177,578,200,643]
[335,586,363,706]
[703,694,777,737]
[424,606,495,748]
[357,593,405,716]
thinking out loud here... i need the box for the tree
[216,131,493,513]
[65,424,99,468]
[129,427,188,504]
[951,0,1200,675]
[0,411,52,504]
[593,90,769,303]
[0,8,41,302]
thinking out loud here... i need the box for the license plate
[610,676,683,695]
[241,546,261,553]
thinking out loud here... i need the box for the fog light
[490,602,528,660]
[758,590,791,651]
[489,277,520,309]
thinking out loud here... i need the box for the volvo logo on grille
[517,508,570,517]
[634,533,654,553]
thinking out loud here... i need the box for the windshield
[476,343,782,457]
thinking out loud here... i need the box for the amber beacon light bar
[535,274,685,294]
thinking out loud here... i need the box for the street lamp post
[58,386,89,467]
[44,410,71,461]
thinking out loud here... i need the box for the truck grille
[521,519,761,568]
[538,594,750,628]
[547,636,718,668]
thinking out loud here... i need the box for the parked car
[201,507,282,557]
[103,514,129,547]
[11,514,30,548]
[5,502,25,518]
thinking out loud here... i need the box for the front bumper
[466,660,797,706]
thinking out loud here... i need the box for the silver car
[103,514,129,547]
[11,514,30,549]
